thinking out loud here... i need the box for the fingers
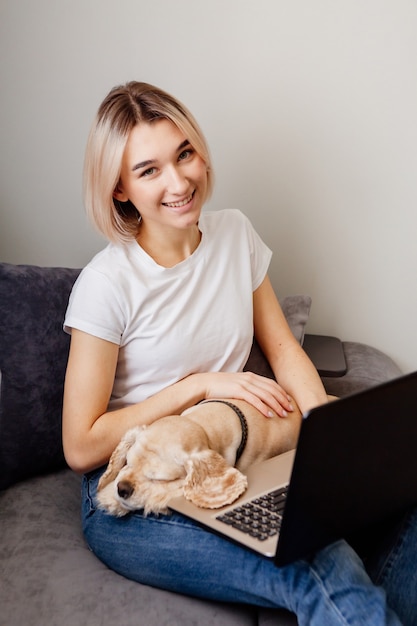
[249,373,294,416]
[204,372,294,419]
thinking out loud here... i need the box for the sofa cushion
[0,469,258,626]
[321,341,402,397]
[0,263,81,490]
[279,295,311,346]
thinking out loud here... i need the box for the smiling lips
[163,191,194,209]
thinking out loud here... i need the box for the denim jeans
[365,504,417,626]
[82,469,412,626]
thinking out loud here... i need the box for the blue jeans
[82,469,412,625]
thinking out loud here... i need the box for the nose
[165,165,188,194]
[117,480,134,499]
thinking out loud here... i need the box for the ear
[113,184,129,203]
[183,450,248,509]
[98,426,144,490]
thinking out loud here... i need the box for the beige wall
[1,0,416,372]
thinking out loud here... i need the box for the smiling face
[114,119,208,235]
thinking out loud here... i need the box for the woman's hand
[200,371,294,418]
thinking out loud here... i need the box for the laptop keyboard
[215,485,288,541]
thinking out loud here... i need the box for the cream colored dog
[96,399,302,517]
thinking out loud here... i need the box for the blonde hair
[84,82,214,243]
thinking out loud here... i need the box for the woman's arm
[62,329,210,474]
[253,275,328,415]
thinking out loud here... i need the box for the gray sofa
[0,262,402,626]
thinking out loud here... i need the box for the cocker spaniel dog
[96,398,302,516]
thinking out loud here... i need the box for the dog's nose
[117,480,134,499]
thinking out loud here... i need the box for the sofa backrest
[0,263,81,489]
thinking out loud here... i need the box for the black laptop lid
[275,371,417,566]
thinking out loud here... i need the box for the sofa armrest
[303,334,347,378]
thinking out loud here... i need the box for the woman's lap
[83,468,293,606]
[82,469,405,625]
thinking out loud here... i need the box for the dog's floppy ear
[98,426,144,490]
[183,450,248,509]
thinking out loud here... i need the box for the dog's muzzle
[117,480,134,500]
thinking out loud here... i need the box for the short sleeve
[64,267,125,345]
[239,211,272,290]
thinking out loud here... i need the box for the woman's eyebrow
[177,139,191,151]
[131,139,191,172]
[132,158,155,172]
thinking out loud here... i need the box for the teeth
[164,193,193,208]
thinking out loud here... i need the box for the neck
[136,223,201,268]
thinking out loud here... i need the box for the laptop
[169,371,417,567]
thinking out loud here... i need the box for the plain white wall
[1,0,416,372]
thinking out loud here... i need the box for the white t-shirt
[64,209,272,410]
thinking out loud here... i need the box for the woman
[63,81,415,624]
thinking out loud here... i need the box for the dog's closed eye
[142,465,186,481]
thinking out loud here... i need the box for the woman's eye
[142,167,156,177]
[178,149,193,161]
